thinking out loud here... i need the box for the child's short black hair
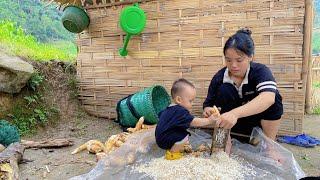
[171,78,195,98]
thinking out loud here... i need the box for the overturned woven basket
[117,85,171,127]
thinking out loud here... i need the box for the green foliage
[312,81,320,114]
[8,72,60,135]
[27,72,44,91]
[0,21,77,61]
[10,103,38,135]
[34,108,49,123]
[313,30,320,54]
[314,1,320,29]
[313,2,320,54]
[24,95,38,105]
[313,106,320,114]
[0,0,75,43]
[0,0,78,61]
[10,94,59,135]
[313,81,320,89]
[0,120,20,147]
[301,153,311,161]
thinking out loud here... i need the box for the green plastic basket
[61,5,90,33]
[117,85,171,127]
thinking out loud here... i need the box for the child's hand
[210,106,220,118]
[217,111,238,129]
[208,114,220,125]
[203,107,214,118]
[203,106,220,118]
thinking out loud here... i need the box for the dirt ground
[16,61,122,180]
[19,113,320,179]
[280,114,320,177]
[20,110,122,180]
[16,61,320,179]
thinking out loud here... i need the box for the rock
[0,53,34,93]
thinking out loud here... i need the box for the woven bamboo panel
[76,0,307,135]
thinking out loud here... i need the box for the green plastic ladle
[119,3,146,57]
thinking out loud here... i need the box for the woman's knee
[261,119,281,140]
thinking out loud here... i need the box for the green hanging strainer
[119,3,146,56]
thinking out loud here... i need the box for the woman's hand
[203,107,214,118]
[216,111,239,129]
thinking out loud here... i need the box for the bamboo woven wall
[76,0,307,135]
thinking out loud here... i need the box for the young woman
[203,29,283,143]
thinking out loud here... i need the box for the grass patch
[0,20,77,62]
[313,82,320,89]
[312,82,320,114]
[313,106,320,115]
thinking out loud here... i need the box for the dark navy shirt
[203,62,283,142]
[204,61,282,109]
[155,105,194,150]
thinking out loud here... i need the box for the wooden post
[21,139,74,149]
[303,0,313,114]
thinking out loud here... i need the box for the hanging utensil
[119,3,146,57]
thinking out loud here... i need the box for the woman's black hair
[223,28,255,57]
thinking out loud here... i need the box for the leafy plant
[34,108,48,123]
[7,71,60,136]
[313,82,320,89]
[10,102,58,135]
[10,105,38,135]
[24,95,38,105]
[301,154,310,161]
[313,106,320,115]
[27,72,44,91]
